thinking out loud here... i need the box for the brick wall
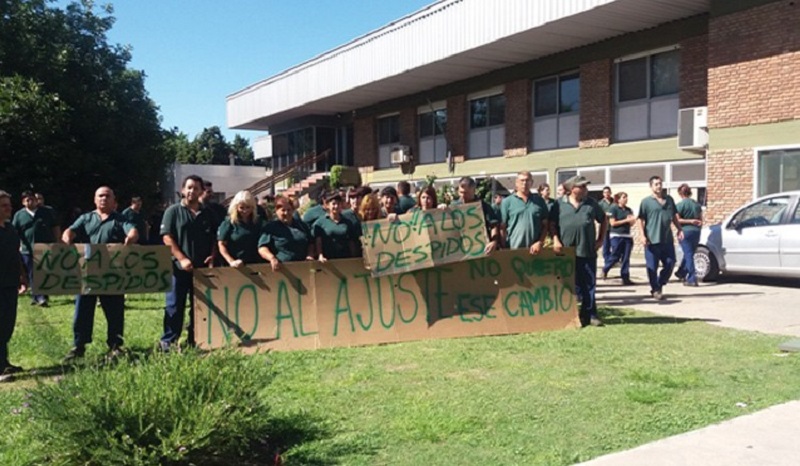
[353,116,376,169]
[399,108,418,161]
[679,33,709,108]
[706,148,754,223]
[504,79,530,157]
[446,95,467,159]
[579,58,613,148]
[708,1,800,128]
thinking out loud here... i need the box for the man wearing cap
[500,171,550,255]
[552,175,607,327]
[638,176,683,300]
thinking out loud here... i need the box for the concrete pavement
[579,258,800,465]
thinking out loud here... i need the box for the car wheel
[694,246,719,282]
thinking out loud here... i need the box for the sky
[84,0,434,143]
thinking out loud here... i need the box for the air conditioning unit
[678,106,709,150]
[390,145,411,165]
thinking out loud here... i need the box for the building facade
[227,0,800,221]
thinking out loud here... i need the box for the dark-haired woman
[601,192,636,285]
[258,196,314,271]
[314,192,359,262]
[675,184,703,286]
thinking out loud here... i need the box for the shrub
[21,350,276,465]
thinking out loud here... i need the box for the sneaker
[158,341,172,353]
[589,316,605,327]
[652,290,663,301]
[1,364,24,375]
[63,346,86,362]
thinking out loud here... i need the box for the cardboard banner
[32,243,172,295]
[194,249,579,352]
[361,202,488,277]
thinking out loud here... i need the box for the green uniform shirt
[608,204,634,236]
[121,207,147,244]
[0,222,22,288]
[217,218,265,264]
[69,211,134,244]
[12,207,57,254]
[259,219,312,263]
[302,204,326,229]
[313,215,358,260]
[638,195,678,245]
[500,193,549,250]
[397,195,416,214]
[676,198,703,233]
[451,199,500,239]
[599,198,614,213]
[160,203,217,268]
[553,196,606,258]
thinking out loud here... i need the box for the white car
[695,191,800,281]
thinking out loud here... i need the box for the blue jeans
[575,256,598,326]
[73,294,125,348]
[644,242,676,293]
[602,231,611,268]
[0,287,19,366]
[677,229,701,284]
[21,253,47,304]
[162,270,195,346]
[603,237,633,279]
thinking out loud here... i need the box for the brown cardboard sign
[194,249,579,351]
[360,202,488,277]
[32,243,172,295]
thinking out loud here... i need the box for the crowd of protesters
[0,172,703,375]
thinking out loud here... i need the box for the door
[779,197,800,275]
[722,195,789,273]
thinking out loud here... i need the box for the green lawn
[2,296,799,465]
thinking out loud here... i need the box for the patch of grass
[1,298,800,465]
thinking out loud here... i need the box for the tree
[231,134,254,166]
[0,0,168,216]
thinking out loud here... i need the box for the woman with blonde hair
[217,190,264,267]
[358,193,383,222]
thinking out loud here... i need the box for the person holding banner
[358,194,382,222]
[0,190,28,377]
[415,185,438,212]
[451,176,501,254]
[314,192,359,262]
[12,190,60,307]
[551,176,607,327]
[500,171,550,255]
[379,186,399,218]
[160,175,218,351]
[217,190,265,267]
[62,186,138,361]
[258,195,315,271]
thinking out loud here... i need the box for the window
[615,48,680,141]
[377,115,400,169]
[731,196,790,229]
[468,93,505,159]
[418,108,447,164]
[533,73,580,150]
[758,148,800,197]
[271,128,313,171]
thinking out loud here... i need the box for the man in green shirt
[0,190,28,377]
[62,186,138,361]
[451,176,501,254]
[12,190,60,307]
[552,176,607,327]
[500,171,549,254]
[160,175,217,350]
[598,186,614,271]
[396,181,416,214]
[121,196,148,245]
[638,176,684,300]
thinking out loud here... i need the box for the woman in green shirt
[675,184,704,286]
[217,190,264,267]
[601,192,637,285]
[314,192,359,262]
[258,196,314,271]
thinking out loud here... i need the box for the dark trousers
[602,231,611,268]
[21,253,47,304]
[677,230,701,285]
[575,256,598,326]
[644,242,676,293]
[0,287,18,366]
[162,270,195,346]
[73,294,125,348]
[603,236,633,279]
